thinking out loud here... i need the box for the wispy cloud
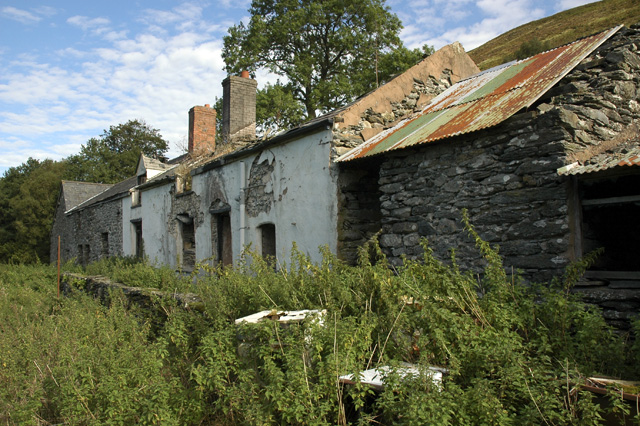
[67,15,112,35]
[401,0,547,51]
[0,6,42,24]
[555,0,599,11]
[1,2,235,165]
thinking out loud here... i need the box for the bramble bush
[1,218,639,424]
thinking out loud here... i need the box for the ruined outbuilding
[338,25,640,328]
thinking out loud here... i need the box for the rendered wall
[192,127,338,266]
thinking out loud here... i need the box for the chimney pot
[241,70,250,78]
[205,103,210,108]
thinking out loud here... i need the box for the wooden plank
[584,270,640,280]
[582,194,640,206]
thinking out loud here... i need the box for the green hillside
[469,0,640,70]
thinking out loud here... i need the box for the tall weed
[1,220,638,425]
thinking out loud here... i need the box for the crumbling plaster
[191,127,338,265]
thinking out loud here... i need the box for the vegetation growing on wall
[2,223,639,424]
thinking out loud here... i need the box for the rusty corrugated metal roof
[337,26,623,162]
[558,140,640,175]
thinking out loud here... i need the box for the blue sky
[0,0,598,176]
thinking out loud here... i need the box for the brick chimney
[222,71,257,147]
[188,104,216,155]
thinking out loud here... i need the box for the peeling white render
[135,126,338,269]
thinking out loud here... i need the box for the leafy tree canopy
[64,119,168,184]
[0,158,65,263]
[223,0,427,127]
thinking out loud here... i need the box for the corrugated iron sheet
[557,141,640,175]
[338,26,622,162]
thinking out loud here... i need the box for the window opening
[133,221,143,258]
[579,173,640,274]
[101,232,109,257]
[259,223,276,265]
[180,218,196,271]
[216,213,233,266]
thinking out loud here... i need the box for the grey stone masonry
[66,198,124,265]
[337,160,382,265]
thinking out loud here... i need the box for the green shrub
[1,220,637,424]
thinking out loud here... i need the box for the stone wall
[65,199,124,265]
[62,273,203,312]
[378,110,571,282]
[332,69,456,154]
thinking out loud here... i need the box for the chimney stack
[222,71,257,147]
[188,104,216,155]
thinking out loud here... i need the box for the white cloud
[555,0,599,11]
[67,15,111,35]
[33,6,57,18]
[403,0,548,51]
[1,6,41,24]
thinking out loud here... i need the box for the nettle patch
[2,218,639,425]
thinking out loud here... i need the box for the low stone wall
[62,273,203,312]
[574,273,640,330]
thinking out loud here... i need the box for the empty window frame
[259,223,276,263]
[178,215,196,271]
[101,232,109,257]
[212,212,233,266]
[132,220,143,258]
[131,190,141,207]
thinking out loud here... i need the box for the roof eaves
[193,116,333,175]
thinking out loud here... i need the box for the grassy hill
[469,0,640,70]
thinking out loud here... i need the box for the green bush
[1,221,638,424]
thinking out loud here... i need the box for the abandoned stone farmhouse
[52,25,640,327]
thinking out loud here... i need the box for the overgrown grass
[1,225,639,424]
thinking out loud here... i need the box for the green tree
[223,0,410,122]
[65,119,168,184]
[256,81,306,134]
[0,158,65,263]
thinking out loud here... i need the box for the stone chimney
[188,104,216,155]
[222,71,257,146]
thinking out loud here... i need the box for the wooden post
[57,235,61,299]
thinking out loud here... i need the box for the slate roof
[60,181,112,212]
[337,26,622,162]
[67,176,138,213]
